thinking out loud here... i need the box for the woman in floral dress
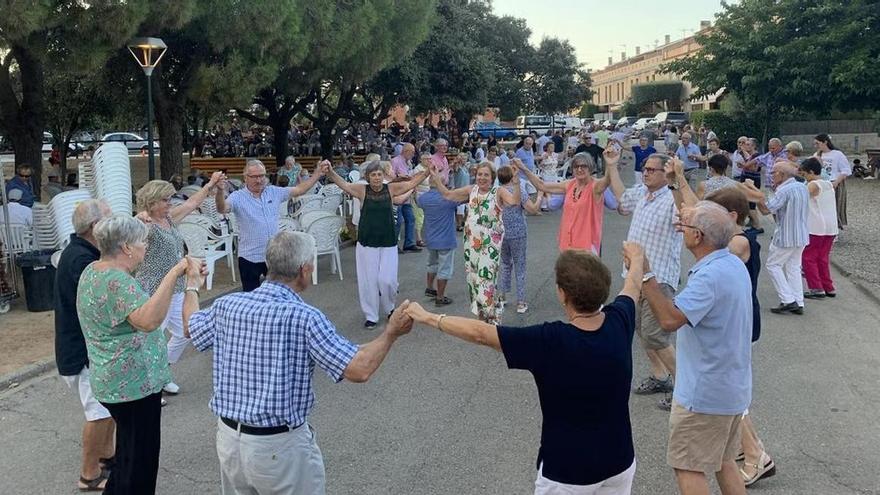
[432,161,522,323]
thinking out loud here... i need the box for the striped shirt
[189,281,358,428]
[619,184,683,287]
[766,177,809,248]
[227,185,290,262]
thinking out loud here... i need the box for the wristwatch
[667,183,678,191]
[642,272,656,283]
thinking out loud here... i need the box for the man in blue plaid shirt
[189,231,414,494]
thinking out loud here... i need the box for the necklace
[569,306,603,323]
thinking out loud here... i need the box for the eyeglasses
[571,164,588,170]
[674,222,703,235]
[246,174,266,179]
[18,173,31,178]
[643,167,664,174]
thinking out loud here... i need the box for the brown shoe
[741,452,776,487]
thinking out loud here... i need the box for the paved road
[2,168,880,494]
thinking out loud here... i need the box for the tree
[525,38,591,115]
[43,71,108,178]
[630,81,684,110]
[0,1,149,197]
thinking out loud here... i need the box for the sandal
[740,452,776,487]
[78,473,108,492]
[435,296,453,306]
[416,240,426,247]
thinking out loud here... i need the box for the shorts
[667,400,743,473]
[636,283,675,350]
[427,249,455,280]
[62,366,112,422]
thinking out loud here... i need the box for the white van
[515,115,553,136]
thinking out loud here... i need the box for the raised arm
[496,168,522,207]
[128,259,188,332]
[620,241,645,302]
[665,157,698,209]
[290,162,325,197]
[325,162,365,201]
[170,171,225,224]
[594,147,620,196]
[215,180,230,213]
[404,302,501,351]
[518,159,568,194]
[388,167,430,196]
[430,166,471,203]
[523,190,544,214]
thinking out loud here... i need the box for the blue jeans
[395,203,416,248]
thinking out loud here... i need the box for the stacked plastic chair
[89,143,133,216]
[30,189,93,250]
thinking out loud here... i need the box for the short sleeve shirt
[675,142,702,170]
[76,266,171,403]
[497,296,636,485]
[501,183,529,239]
[416,190,461,250]
[673,249,752,415]
[619,185,682,287]
[54,234,99,375]
[227,185,290,263]
[632,146,656,172]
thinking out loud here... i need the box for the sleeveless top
[737,231,761,342]
[136,218,185,295]
[558,180,603,253]
[807,179,837,236]
[703,175,738,196]
[358,184,396,248]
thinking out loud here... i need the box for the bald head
[72,199,111,236]
[774,161,799,179]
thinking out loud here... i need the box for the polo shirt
[53,234,100,376]
[416,190,460,250]
[673,248,752,415]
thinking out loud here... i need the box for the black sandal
[435,296,453,306]
[78,473,108,492]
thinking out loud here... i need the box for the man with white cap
[0,188,33,226]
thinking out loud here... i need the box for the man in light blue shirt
[675,132,707,189]
[641,201,752,494]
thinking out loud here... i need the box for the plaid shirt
[190,281,358,428]
[619,184,683,287]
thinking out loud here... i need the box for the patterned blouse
[136,219,185,295]
[77,265,171,403]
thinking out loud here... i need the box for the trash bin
[15,249,57,312]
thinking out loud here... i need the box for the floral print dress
[463,185,505,322]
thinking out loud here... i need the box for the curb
[0,287,236,392]
[830,258,880,307]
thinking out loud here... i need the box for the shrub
[699,110,779,152]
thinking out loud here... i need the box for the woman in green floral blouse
[77,214,205,495]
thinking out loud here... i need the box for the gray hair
[691,201,736,250]
[71,199,110,235]
[266,231,315,280]
[748,138,759,148]
[93,214,148,257]
[645,153,672,169]
[434,138,448,146]
[784,140,803,156]
[362,160,383,176]
[769,138,783,147]
[245,159,266,174]
[284,155,296,167]
[570,152,596,172]
[681,132,692,140]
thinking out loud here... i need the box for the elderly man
[757,138,787,188]
[391,143,420,252]
[742,162,809,314]
[5,165,36,207]
[189,231,413,494]
[53,199,116,491]
[641,201,752,495]
[216,159,325,291]
[608,153,681,410]
[450,153,471,230]
[430,138,451,185]
[0,188,33,226]
[416,185,462,305]
[675,132,707,188]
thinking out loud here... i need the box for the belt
[221,417,302,436]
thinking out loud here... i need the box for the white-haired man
[642,201,752,495]
[216,159,325,291]
[189,231,414,494]
[54,199,115,491]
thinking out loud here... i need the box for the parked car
[515,114,554,136]
[101,132,161,152]
[42,132,84,153]
[474,121,517,139]
[632,118,653,132]
[652,111,689,127]
[554,116,583,132]
[615,116,638,130]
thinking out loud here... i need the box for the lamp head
[127,37,168,76]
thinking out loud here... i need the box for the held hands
[387,300,414,337]
[183,256,208,288]
[665,158,684,185]
[208,171,226,187]
[135,211,153,224]
[603,147,620,166]
[621,242,645,271]
[403,301,433,325]
[318,160,331,176]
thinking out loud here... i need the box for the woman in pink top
[520,148,621,253]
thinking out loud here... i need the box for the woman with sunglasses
[519,148,622,254]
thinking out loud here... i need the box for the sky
[491,0,728,71]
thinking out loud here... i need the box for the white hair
[266,231,316,280]
[245,159,266,173]
[93,214,148,256]
[71,199,109,235]
[691,201,736,250]
[284,156,296,166]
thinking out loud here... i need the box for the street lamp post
[127,37,168,180]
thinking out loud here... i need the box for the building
[590,21,722,113]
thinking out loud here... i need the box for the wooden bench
[189,152,462,177]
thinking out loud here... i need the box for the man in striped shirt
[742,162,809,314]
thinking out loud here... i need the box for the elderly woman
[278,155,302,185]
[697,154,739,199]
[799,157,838,298]
[520,149,620,254]
[784,140,804,164]
[496,166,542,314]
[135,171,223,395]
[326,160,429,327]
[77,215,204,494]
[405,245,645,494]
[432,161,521,324]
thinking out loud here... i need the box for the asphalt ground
[1,166,879,494]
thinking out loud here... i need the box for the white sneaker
[163,382,180,395]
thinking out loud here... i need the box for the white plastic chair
[278,217,302,232]
[0,223,34,255]
[179,185,202,197]
[320,193,343,214]
[291,194,325,219]
[305,214,344,284]
[177,222,236,290]
[299,210,336,231]
[347,170,361,182]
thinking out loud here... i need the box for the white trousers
[765,244,805,306]
[162,292,189,364]
[356,244,398,322]
[534,460,635,495]
[217,419,326,495]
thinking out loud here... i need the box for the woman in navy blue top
[405,246,647,493]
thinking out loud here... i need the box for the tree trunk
[270,118,289,171]
[318,125,335,159]
[152,76,185,180]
